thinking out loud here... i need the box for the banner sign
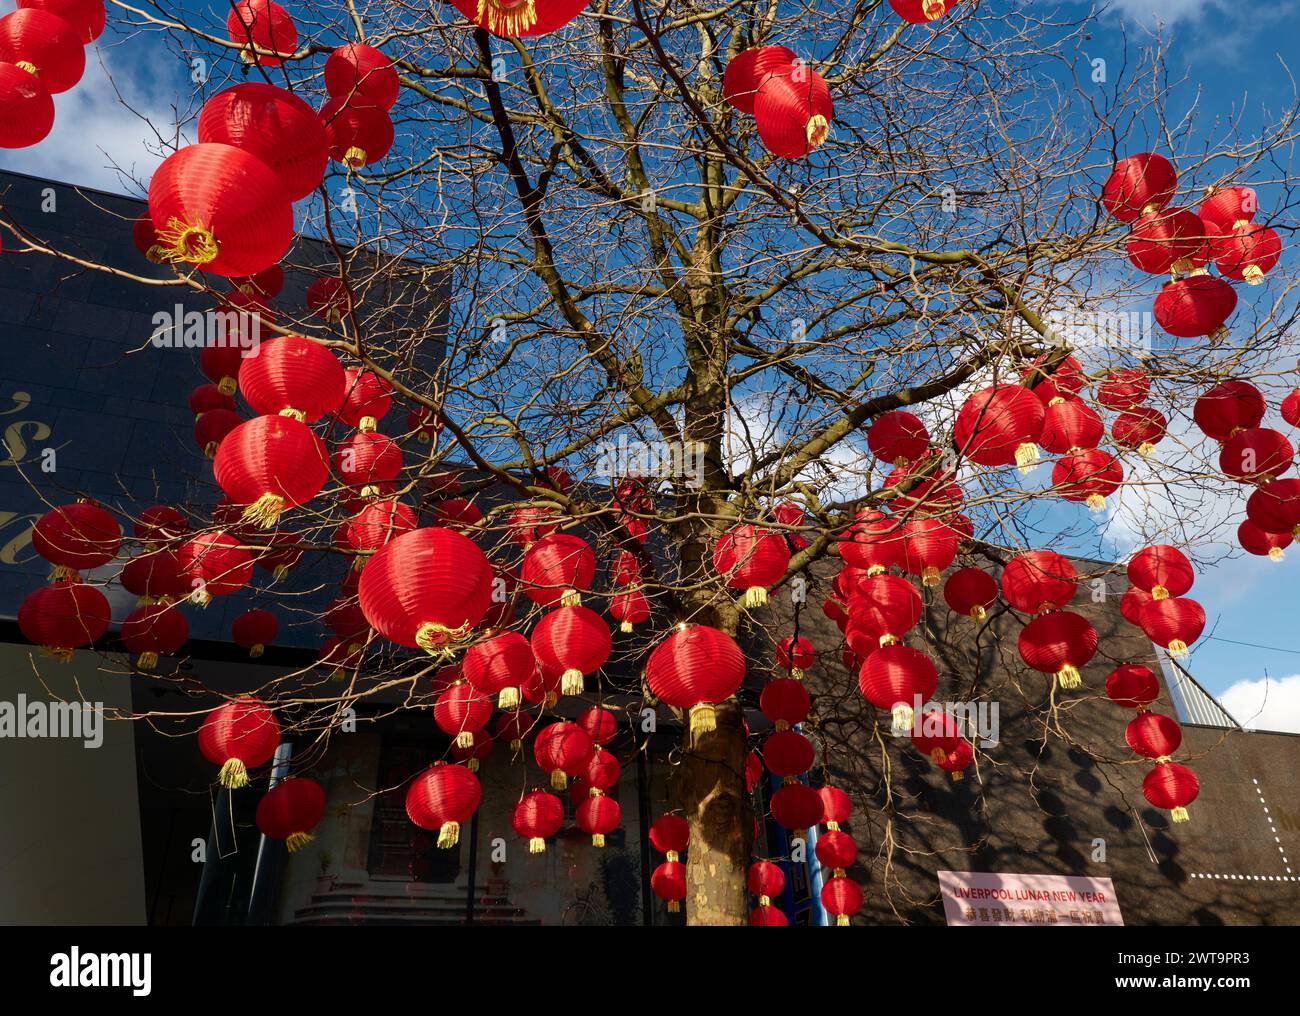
[937,870,1124,926]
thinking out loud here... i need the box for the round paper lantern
[16,0,104,42]
[450,729,494,771]
[231,264,284,297]
[447,0,590,39]
[0,9,84,93]
[1120,586,1154,627]
[1126,206,1205,274]
[900,517,958,586]
[764,729,814,777]
[231,607,277,657]
[1283,388,1300,428]
[1153,275,1237,340]
[954,385,1045,471]
[324,43,399,110]
[198,698,279,788]
[319,96,393,169]
[649,814,689,858]
[408,406,444,443]
[1102,152,1177,223]
[530,604,611,697]
[433,497,482,532]
[712,523,791,607]
[868,410,930,465]
[176,532,253,606]
[133,215,167,263]
[1143,761,1199,823]
[816,830,858,875]
[821,875,863,926]
[148,143,293,277]
[508,504,560,548]
[645,625,747,736]
[1126,712,1183,759]
[512,790,564,853]
[578,705,618,746]
[406,763,480,847]
[1194,380,1266,441]
[214,415,329,528]
[1238,518,1290,561]
[748,859,785,908]
[1112,407,1167,454]
[723,45,795,113]
[1001,550,1077,614]
[938,739,974,780]
[1017,610,1098,688]
[746,750,764,793]
[846,573,923,646]
[610,587,650,632]
[335,499,417,566]
[533,721,594,790]
[576,793,621,847]
[226,0,296,66]
[770,780,824,833]
[462,630,534,709]
[775,636,815,679]
[239,335,346,421]
[760,677,810,731]
[1247,478,1300,537]
[197,83,328,201]
[120,550,183,604]
[1219,427,1293,484]
[434,681,492,748]
[134,505,188,547]
[1105,664,1160,710]
[943,567,997,621]
[32,501,121,577]
[839,509,902,573]
[583,748,621,794]
[334,431,403,496]
[1051,447,1123,511]
[520,532,596,606]
[819,785,852,830]
[19,580,111,658]
[911,707,962,764]
[254,530,301,579]
[318,635,363,681]
[1213,223,1282,284]
[1138,596,1205,657]
[651,860,687,912]
[1040,398,1104,454]
[256,777,325,851]
[324,596,369,641]
[1023,353,1087,404]
[337,368,393,431]
[306,276,353,322]
[0,60,54,148]
[1097,368,1151,411]
[1127,544,1194,599]
[1199,185,1257,235]
[883,452,964,512]
[858,644,937,733]
[754,67,833,160]
[496,709,532,752]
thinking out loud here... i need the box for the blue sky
[2,0,1298,726]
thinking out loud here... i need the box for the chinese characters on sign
[937,871,1124,926]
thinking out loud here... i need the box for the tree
[2,0,1298,925]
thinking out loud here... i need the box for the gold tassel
[836,914,850,926]
[343,146,368,169]
[157,216,218,266]
[415,620,471,656]
[498,687,520,709]
[136,652,159,670]
[456,731,474,748]
[278,407,306,422]
[217,376,237,396]
[922,566,940,587]
[561,588,582,606]
[529,836,545,854]
[620,621,633,633]
[879,633,899,647]
[438,822,461,848]
[970,605,986,621]
[250,644,264,658]
[1014,442,1040,473]
[833,868,846,878]
[550,769,567,791]
[775,719,790,731]
[1268,547,1284,562]
[1243,264,1265,284]
[1168,640,1189,658]
[467,759,479,773]
[191,588,213,608]
[791,667,805,680]
[1086,494,1106,512]
[360,485,380,497]
[759,895,771,906]
[476,0,538,36]
[890,702,914,736]
[41,646,75,662]
[330,667,346,682]
[1151,585,1170,600]
[1057,665,1081,689]
[825,821,839,832]
[1139,442,1154,455]
[743,586,769,609]
[805,114,829,149]
[544,691,558,709]
[1171,807,1189,823]
[49,565,79,581]
[951,770,964,782]
[359,415,377,432]
[286,831,315,852]
[510,738,522,751]
[146,244,166,264]
[689,702,717,737]
[667,899,680,913]
[16,60,38,75]
[218,758,249,789]
[241,492,286,530]
[561,668,584,696]
[592,833,605,847]
[666,850,680,863]
[204,441,219,459]
[922,0,946,17]
[417,432,431,443]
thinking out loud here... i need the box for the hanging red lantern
[1143,761,1199,823]
[954,385,1045,471]
[306,276,353,321]
[754,66,833,160]
[763,729,815,777]
[938,740,974,780]
[254,530,301,580]
[748,859,786,908]
[775,636,815,679]
[858,644,936,733]
[533,721,594,790]
[0,60,54,148]
[1138,596,1204,657]
[819,786,852,830]
[256,777,325,851]
[133,215,167,264]
[231,264,284,297]
[496,709,532,752]
[0,9,84,93]
[512,790,564,853]
[450,730,494,772]
[746,750,764,793]
[1105,663,1160,711]
[16,0,103,42]
[1219,427,1293,484]
[722,45,795,113]
[1199,185,1257,235]
[214,415,329,528]
[240,335,346,421]
[134,505,187,548]
[333,431,403,496]
[434,681,492,748]
[820,875,863,926]
[610,586,650,632]
[32,501,121,578]
[462,630,534,709]
[324,42,399,110]
[226,0,296,66]
[867,410,930,465]
[649,814,689,859]
[1051,447,1123,511]
[120,550,183,605]
[1023,354,1087,404]
[911,707,962,764]
[1040,398,1104,454]
[1102,152,1178,222]
[1017,611,1098,688]
[1153,274,1237,340]
[1000,550,1077,614]
[406,763,480,848]
[1112,407,1167,455]
[1125,206,1205,274]
[447,0,589,39]
[318,635,362,681]
[520,532,596,606]
[651,860,687,913]
[232,608,277,658]
[943,567,997,621]
[337,368,393,431]
[760,677,810,731]
[1127,544,1194,599]
[508,503,560,548]
[531,605,611,697]
[1126,712,1183,759]
[147,143,293,277]
[900,517,957,587]
[839,508,902,573]
[324,596,369,642]
[816,828,858,877]
[1097,367,1151,411]
[1194,380,1266,441]
[577,705,618,746]
[773,500,810,551]
[432,496,483,532]
[18,579,110,659]
[576,793,621,847]
[770,781,824,833]
[197,83,328,201]
[1120,586,1154,627]
[407,406,443,443]
[198,698,279,788]
[319,95,393,169]
[712,524,790,608]
[1213,223,1282,284]
[1238,518,1290,561]
[176,532,253,607]
[335,499,417,566]
[1283,388,1300,428]
[645,624,747,737]
[1247,478,1300,537]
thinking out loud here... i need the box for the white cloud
[1103,0,1220,26]
[1218,673,1300,733]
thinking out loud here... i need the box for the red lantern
[324,42,399,110]
[748,859,786,908]
[406,763,480,847]
[1153,274,1237,340]
[531,605,611,697]
[176,532,253,606]
[770,781,824,833]
[821,875,863,926]
[197,83,328,201]
[147,143,293,277]
[712,523,791,608]
[819,786,852,829]
[577,705,617,746]
[954,385,1045,471]
[198,698,279,788]
[319,96,393,169]
[1138,596,1204,658]
[333,431,403,496]
[450,730,494,771]
[760,677,810,731]
[432,496,482,532]
[32,501,121,578]
[1127,544,1194,599]
[1219,427,1293,484]
[1194,380,1266,441]
[306,276,353,321]
[1112,407,1167,455]
[1105,664,1160,710]
[1051,448,1122,511]
[1199,185,1257,235]
[1023,354,1087,404]
[533,721,594,790]
[226,0,296,66]
[1102,152,1177,222]
[651,860,687,912]
[214,415,329,528]
[16,0,104,42]
[1097,368,1151,411]
[1247,478,1300,537]
[911,707,962,763]
[867,410,930,465]
[132,215,167,263]
[764,729,814,777]
[943,567,997,621]
[1017,611,1098,688]
[508,504,560,548]
[1143,761,1199,823]
[231,264,284,298]
[257,777,326,850]
[134,505,187,548]
[0,60,54,148]
[1126,206,1205,274]
[754,67,833,160]
[120,550,183,604]
[496,709,532,752]
[884,452,964,512]
[337,368,393,431]
[1120,586,1153,627]
[839,509,902,573]
[240,335,345,421]
[610,587,650,632]
[231,608,277,657]
[18,579,110,659]
[1040,398,1104,454]
[1213,223,1282,284]
[846,573,922,647]
[462,630,534,709]
[938,740,974,780]
[722,45,794,113]
[520,532,595,606]
[645,625,746,737]
[335,499,417,566]
[407,406,443,443]
[816,828,858,878]
[1238,518,1290,561]
[775,636,815,679]
[253,530,301,579]
[1283,388,1300,428]
[435,681,492,748]
[1000,550,1076,614]
[900,517,957,587]
[649,814,689,858]
[858,644,937,733]
[0,9,84,93]
[1126,712,1183,759]
[576,793,621,847]
[447,0,590,39]
[512,790,564,853]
